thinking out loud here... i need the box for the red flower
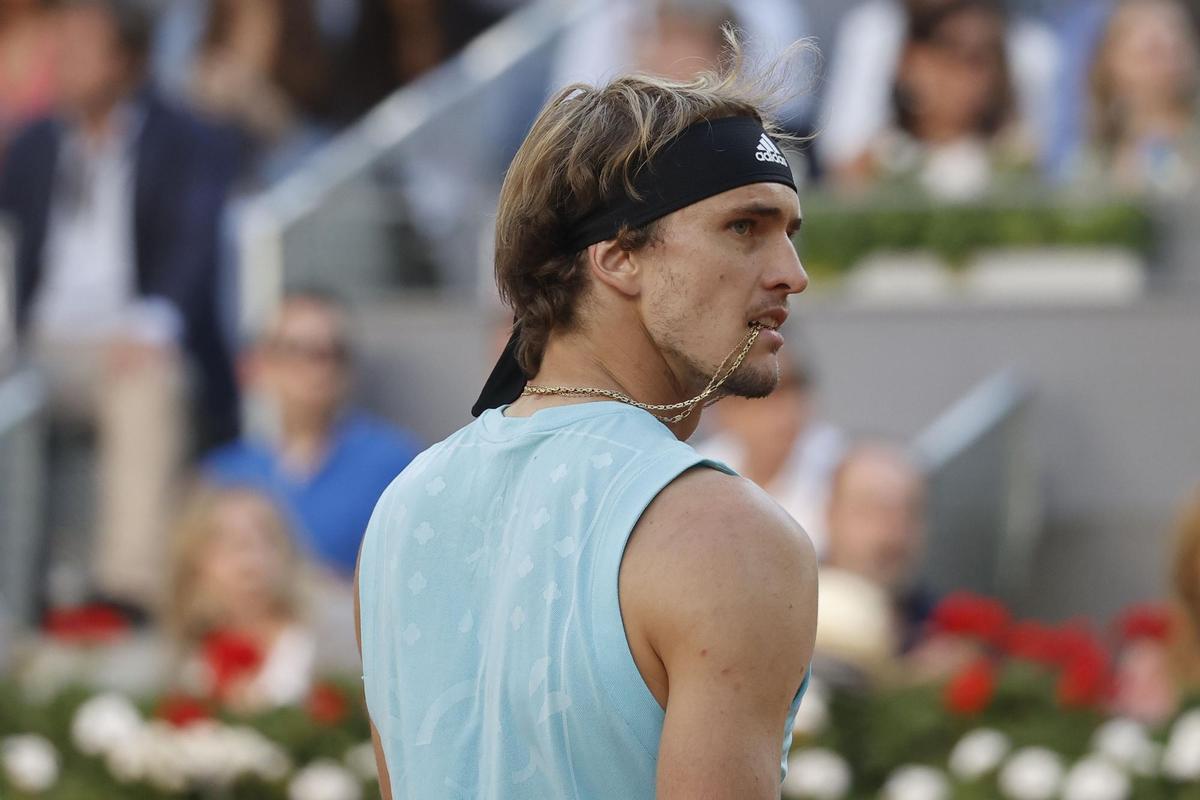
[1057,649,1112,708]
[157,695,211,728]
[1051,623,1101,663]
[202,630,264,700]
[1115,604,1172,644]
[307,683,349,725]
[945,658,997,715]
[43,604,130,645]
[1005,621,1060,664]
[1051,623,1113,708]
[931,592,1012,647]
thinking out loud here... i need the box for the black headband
[472,115,796,418]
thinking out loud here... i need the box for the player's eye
[729,220,754,236]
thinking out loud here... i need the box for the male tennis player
[356,38,817,800]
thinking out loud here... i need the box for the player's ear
[587,238,642,298]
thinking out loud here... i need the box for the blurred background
[0,0,1199,797]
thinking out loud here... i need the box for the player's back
[357,401,735,799]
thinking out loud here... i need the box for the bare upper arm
[355,549,394,800]
[621,468,817,800]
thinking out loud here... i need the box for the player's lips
[748,308,788,330]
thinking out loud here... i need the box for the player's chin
[724,358,780,399]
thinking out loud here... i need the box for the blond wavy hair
[494,28,807,376]
[1088,0,1200,152]
[164,483,300,642]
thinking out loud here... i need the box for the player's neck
[516,327,702,441]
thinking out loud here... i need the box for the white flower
[1163,709,1200,780]
[106,721,187,792]
[1092,718,1159,776]
[1061,756,1130,800]
[71,693,143,757]
[174,722,232,785]
[998,747,1065,800]
[344,741,379,782]
[227,725,292,782]
[882,765,950,800]
[104,719,291,791]
[2,734,60,793]
[948,728,1011,781]
[289,759,363,800]
[792,678,831,738]
[781,748,852,800]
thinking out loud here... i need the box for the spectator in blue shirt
[202,288,421,578]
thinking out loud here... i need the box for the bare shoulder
[627,466,817,599]
[622,466,817,699]
[621,467,817,797]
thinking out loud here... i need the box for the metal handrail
[0,221,14,363]
[0,367,47,629]
[0,369,44,435]
[912,370,1030,470]
[237,0,587,334]
[912,370,1041,604]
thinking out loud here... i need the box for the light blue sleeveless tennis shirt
[358,401,807,799]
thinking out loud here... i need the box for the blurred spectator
[632,1,737,82]
[0,0,239,612]
[166,484,315,711]
[328,0,442,124]
[549,0,812,128]
[821,442,932,656]
[329,0,520,125]
[187,0,334,184]
[1112,484,1200,724]
[151,0,357,101]
[155,0,522,131]
[812,442,986,688]
[697,346,845,553]
[831,0,1039,199]
[819,0,1060,190]
[202,288,422,579]
[1072,0,1200,194]
[0,0,58,155]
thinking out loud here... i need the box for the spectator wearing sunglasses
[201,287,422,580]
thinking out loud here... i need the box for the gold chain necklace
[521,323,765,424]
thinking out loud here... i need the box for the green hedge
[794,192,1156,279]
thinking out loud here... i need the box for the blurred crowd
[0,0,1199,717]
[701,343,1200,729]
[552,0,1200,198]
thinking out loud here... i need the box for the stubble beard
[720,358,780,399]
[669,334,781,401]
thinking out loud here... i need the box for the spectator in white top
[818,0,1061,186]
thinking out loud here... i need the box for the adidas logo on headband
[755,133,789,167]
